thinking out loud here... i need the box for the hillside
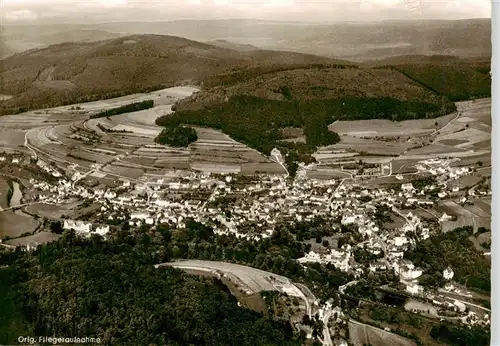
[390,63,491,101]
[157,63,457,175]
[205,39,259,52]
[2,19,490,62]
[90,19,491,61]
[0,234,299,345]
[0,34,339,114]
[368,56,491,100]
[178,66,451,109]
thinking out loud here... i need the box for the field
[319,97,491,177]
[437,200,491,232]
[329,112,456,138]
[0,211,40,239]
[0,178,11,209]
[4,232,61,247]
[10,86,289,181]
[319,136,412,157]
[26,201,82,220]
[348,320,417,346]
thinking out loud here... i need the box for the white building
[401,183,414,192]
[63,220,92,233]
[406,283,423,295]
[439,213,453,222]
[454,300,466,313]
[95,225,110,236]
[394,236,409,247]
[443,267,454,280]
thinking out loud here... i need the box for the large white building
[63,220,92,233]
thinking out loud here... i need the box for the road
[339,280,359,295]
[71,169,96,189]
[198,183,219,213]
[24,129,38,160]
[320,305,333,346]
[430,111,461,136]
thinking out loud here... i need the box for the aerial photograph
[0,0,492,345]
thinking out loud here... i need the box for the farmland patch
[4,231,61,247]
[0,211,39,239]
[348,320,417,346]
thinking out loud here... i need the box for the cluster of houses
[11,152,490,330]
[25,157,478,249]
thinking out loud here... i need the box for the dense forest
[0,218,355,345]
[155,125,198,147]
[90,100,154,119]
[430,323,490,346]
[392,64,491,101]
[0,233,299,346]
[404,226,491,292]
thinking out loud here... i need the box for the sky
[0,0,492,24]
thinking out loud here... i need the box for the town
[0,145,490,341]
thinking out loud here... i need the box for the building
[63,220,92,233]
[406,283,423,295]
[443,267,454,280]
[95,225,110,236]
[401,183,414,192]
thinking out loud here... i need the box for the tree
[322,240,330,248]
[49,221,64,234]
[155,125,198,147]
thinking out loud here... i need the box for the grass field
[348,320,417,346]
[0,211,39,239]
[329,112,456,137]
[26,201,82,219]
[4,231,61,247]
[160,260,306,298]
[320,136,412,157]
[0,178,11,209]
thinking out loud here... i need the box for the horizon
[0,17,492,27]
[1,0,491,25]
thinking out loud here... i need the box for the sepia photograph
[0,0,493,345]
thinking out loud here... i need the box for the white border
[492,2,498,345]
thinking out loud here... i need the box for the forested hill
[0,231,300,346]
[0,34,342,115]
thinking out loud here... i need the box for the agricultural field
[404,144,465,156]
[0,211,40,239]
[329,112,456,138]
[0,130,25,151]
[4,231,61,248]
[348,320,417,346]
[305,167,351,180]
[26,201,82,220]
[437,200,490,232]
[319,135,411,157]
[436,128,490,150]
[319,98,490,180]
[8,86,289,181]
[0,178,10,209]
